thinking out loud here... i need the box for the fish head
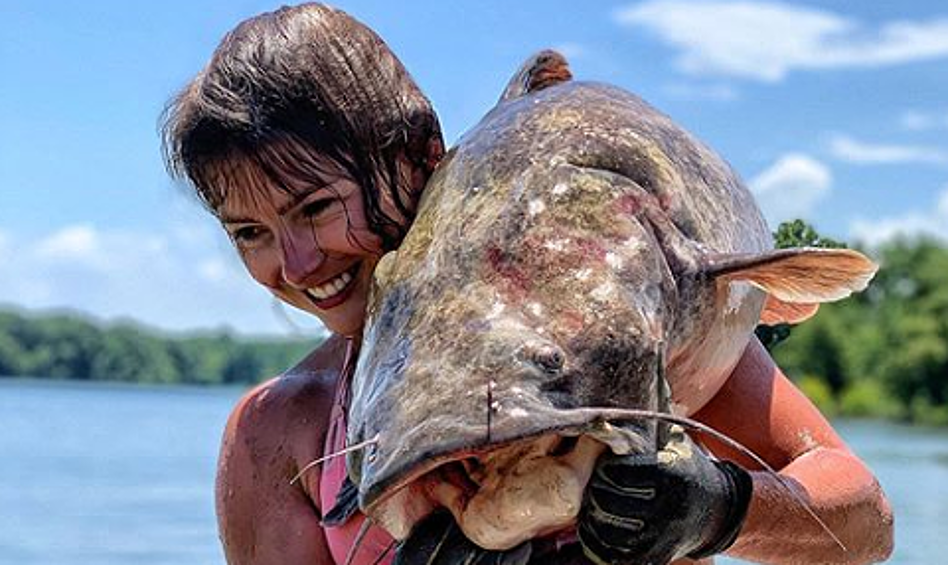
[346,126,688,548]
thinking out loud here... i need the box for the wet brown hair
[161,3,442,251]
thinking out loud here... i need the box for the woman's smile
[302,263,361,307]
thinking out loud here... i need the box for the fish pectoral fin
[708,247,878,304]
[759,296,820,325]
[499,50,573,103]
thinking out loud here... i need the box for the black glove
[393,509,533,565]
[577,426,752,565]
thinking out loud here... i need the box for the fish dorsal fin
[706,247,877,325]
[499,49,573,102]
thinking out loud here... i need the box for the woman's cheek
[239,247,285,292]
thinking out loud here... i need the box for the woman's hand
[577,427,752,565]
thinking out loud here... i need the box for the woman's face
[216,155,392,337]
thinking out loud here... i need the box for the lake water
[1,379,945,564]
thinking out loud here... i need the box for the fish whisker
[289,434,380,486]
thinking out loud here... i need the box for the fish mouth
[360,417,653,551]
[347,320,664,550]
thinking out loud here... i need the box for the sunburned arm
[216,335,348,565]
[693,338,894,565]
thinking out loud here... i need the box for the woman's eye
[232,226,266,245]
[301,199,335,218]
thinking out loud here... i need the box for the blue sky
[2,0,947,336]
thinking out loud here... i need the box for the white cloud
[849,186,948,245]
[0,214,324,337]
[749,153,832,225]
[615,1,948,82]
[899,109,948,131]
[828,134,948,166]
[36,224,100,260]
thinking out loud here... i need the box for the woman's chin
[317,293,369,337]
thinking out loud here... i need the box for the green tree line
[758,220,948,425]
[0,310,319,385]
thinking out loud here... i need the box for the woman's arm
[216,336,348,565]
[694,338,894,565]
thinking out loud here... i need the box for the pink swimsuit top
[319,342,396,565]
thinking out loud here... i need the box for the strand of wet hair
[270,298,305,335]
[581,407,847,553]
[289,433,380,486]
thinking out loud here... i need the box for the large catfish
[342,51,875,554]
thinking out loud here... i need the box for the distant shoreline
[0,374,251,392]
[0,308,319,386]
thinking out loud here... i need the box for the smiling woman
[160,4,445,564]
[159,3,893,565]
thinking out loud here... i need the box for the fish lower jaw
[370,434,607,551]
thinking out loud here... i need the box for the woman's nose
[280,232,326,289]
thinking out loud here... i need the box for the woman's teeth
[306,271,354,301]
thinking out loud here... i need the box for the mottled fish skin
[339,50,880,557]
[347,76,772,510]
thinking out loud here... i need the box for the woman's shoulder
[230,334,346,429]
[248,333,349,424]
[220,334,348,485]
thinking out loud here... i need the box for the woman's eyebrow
[219,189,331,224]
[219,213,255,225]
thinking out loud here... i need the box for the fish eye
[531,345,565,374]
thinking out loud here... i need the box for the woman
[161,4,893,565]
